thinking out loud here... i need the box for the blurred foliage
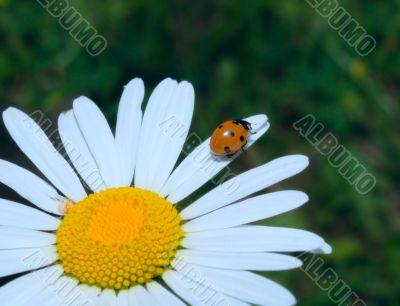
[0,0,399,305]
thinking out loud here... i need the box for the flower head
[0,78,331,305]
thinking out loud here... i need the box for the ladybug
[210,119,252,157]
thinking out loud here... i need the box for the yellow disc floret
[56,187,184,290]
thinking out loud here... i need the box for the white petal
[115,78,144,186]
[0,199,60,230]
[0,160,66,215]
[181,155,309,219]
[0,272,41,305]
[23,276,78,306]
[3,107,87,202]
[183,190,308,231]
[0,246,57,277]
[219,295,251,306]
[116,289,130,306]
[162,270,208,305]
[39,292,61,306]
[21,289,53,306]
[182,226,326,253]
[164,269,249,306]
[58,110,106,192]
[36,280,97,306]
[97,289,117,306]
[145,81,195,192]
[0,227,55,249]
[146,282,185,306]
[135,78,195,192]
[175,250,302,271]
[128,285,154,306]
[73,285,101,306]
[135,78,177,189]
[45,281,99,306]
[176,264,296,306]
[312,242,333,254]
[162,114,269,202]
[0,265,63,306]
[73,97,122,188]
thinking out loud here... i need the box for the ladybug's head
[232,119,252,131]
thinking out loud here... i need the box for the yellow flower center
[56,187,184,290]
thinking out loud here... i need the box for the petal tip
[2,106,20,119]
[125,77,145,89]
[321,242,333,254]
[293,154,310,170]
[296,191,309,205]
[73,95,92,105]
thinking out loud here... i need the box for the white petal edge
[72,284,101,306]
[175,250,302,271]
[97,289,117,306]
[127,285,154,306]
[181,155,309,220]
[115,78,145,187]
[146,282,186,306]
[0,227,55,249]
[24,276,78,306]
[176,263,296,306]
[116,288,130,306]
[0,265,63,306]
[73,96,122,188]
[162,114,270,203]
[135,78,183,190]
[0,160,66,215]
[58,110,107,192]
[0,199,60,230]
[48,276,96,306]
[164,269,251,306]
[0,245,57,277]
[162,270,212,305]
[182,225,328,253]
[38,290,61,306]
[3,107,87,202]
[220,295,251,306]
[183,190,308,231]
[312,242,333,254]
[145,81,195,193]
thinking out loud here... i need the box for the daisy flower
[0,78,331,306]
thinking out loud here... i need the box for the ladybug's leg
[247,125,257,135]
[226,153,236,159]
[239,140,248,155]
[244,121,256,135]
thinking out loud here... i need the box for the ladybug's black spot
[229,131,235,137]
[232,120,240,125]
[240,136,245,142]
[224,146,231,153]
[218,124,223,129]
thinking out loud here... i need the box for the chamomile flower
[0,78,331,305]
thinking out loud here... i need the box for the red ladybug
[210,119,252,157]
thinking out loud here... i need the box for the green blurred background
[0,1,399,305]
